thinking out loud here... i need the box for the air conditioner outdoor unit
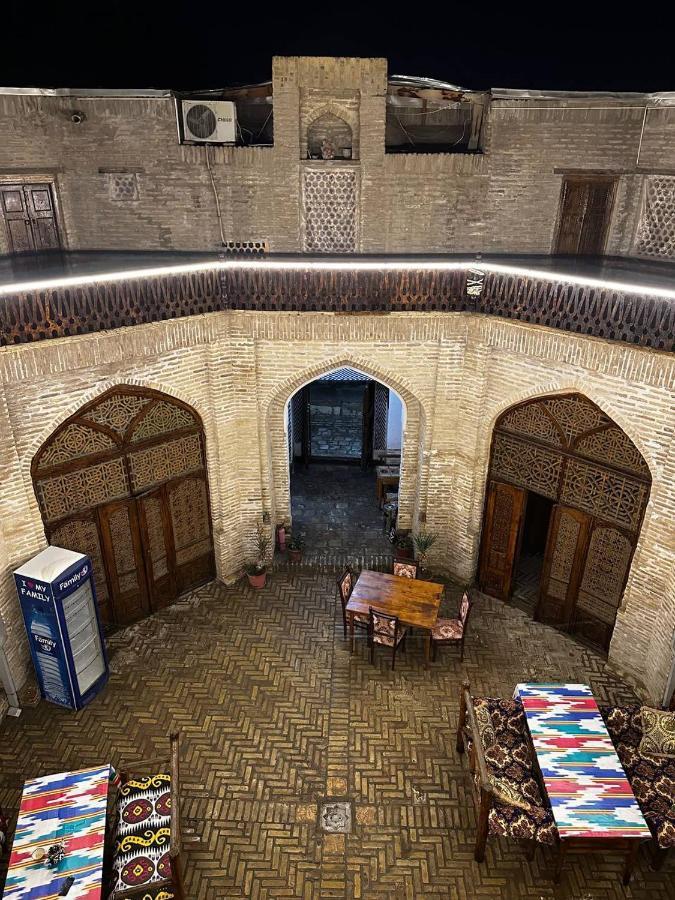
[180,99,236,144]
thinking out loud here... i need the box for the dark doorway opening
[512,492,554,612]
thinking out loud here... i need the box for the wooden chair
[431,590,473,661]
[456,681,557,864]
[337,567,368,641]
[111,732,185,899]
[393,557,418,579]
[369,607,407,670]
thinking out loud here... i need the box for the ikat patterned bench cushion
[112,772,173,894]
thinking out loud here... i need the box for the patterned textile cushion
[432,618,463,641]
[489,774,534,812]
[393,562,416,579]
[138,890,175,900]
[459,591,470,623]
[488,800,558,845]
[112,773,172,894]
[602,705,642,749]
[473,700,496,749]
[338,571,352,601]
[353,611,369,625]
[640,708,675,759]
[602,706,675,849]
[372,614,406,647]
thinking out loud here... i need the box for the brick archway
[31,385,215,626]
[477,391,651,653]
[264,358,428,539]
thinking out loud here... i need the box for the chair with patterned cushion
[393,557,418,579]
[111,732,185,899]
[369,608,407,670]
[336,567,368,641]
[601,704,675,870]
[456,681,557,863]
[431,590,473,662]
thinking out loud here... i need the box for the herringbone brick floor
[0,570,673,899]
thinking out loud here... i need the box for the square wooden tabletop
[346,570,443,631]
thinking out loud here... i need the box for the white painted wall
[387,390,403,450]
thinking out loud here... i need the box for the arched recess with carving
[31,386,215,626]
[264,359,427,539]
[301,102,359,160]
[477,391,651,652]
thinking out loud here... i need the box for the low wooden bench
[110,732,185,899]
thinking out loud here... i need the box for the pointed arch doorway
[31,386,215,626]
[478,392,651,652]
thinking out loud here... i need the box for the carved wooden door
[137,485,177,611]
[572,522,635,651]
[165,474,215,594]
[48,514,113,626]
[536,505,590,628]
[478,480,526,601]
[0,182,62,253]
[98,499,150,625]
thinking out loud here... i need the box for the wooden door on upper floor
[478,480,527,602]
[0,182,62,253]
[554,177,616,255]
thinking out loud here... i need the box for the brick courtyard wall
[0,310,673,709]
[1,58,674,257]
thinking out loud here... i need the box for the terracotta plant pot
[247,571,267,589]
[287,549,303,564]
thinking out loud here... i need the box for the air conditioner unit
[180,99,237,144]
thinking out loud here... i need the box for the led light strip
[0,258,674,300]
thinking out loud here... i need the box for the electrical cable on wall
[204,144,226,246]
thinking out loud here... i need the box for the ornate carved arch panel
[32,387,215,625]
[482,392,651,652]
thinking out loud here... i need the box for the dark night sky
[4,4,674,93]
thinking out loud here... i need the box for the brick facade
[1,57,674,257]
[0,311,673,713]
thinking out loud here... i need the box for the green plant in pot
[286,534,304,563]
[412,530,437,576]
[394,532,414,559]
[246,521,271,589]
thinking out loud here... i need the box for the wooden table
[346,570,443,668]
[4,764,119,899]
[514,683,652,885]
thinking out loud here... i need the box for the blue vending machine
[14,546,109,710]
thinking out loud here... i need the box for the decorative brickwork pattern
[635,175,675,259]
[107,173,139,202]
[302,169,358,252]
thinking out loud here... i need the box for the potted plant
[286,534,304,564]
[394,532,414,560]
[246,521,271,589]
[413,530,438,576]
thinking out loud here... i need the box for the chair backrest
[369,607,400,645]
[459,591,473,628]
[393,558,418,579]
[337,568,353,609]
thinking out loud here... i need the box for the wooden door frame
[136,483,178,611]
[0,174,67,251]
[477,479,527,602]
[97,498,151,625]
[535,503,591,628]
[552,174,618,256]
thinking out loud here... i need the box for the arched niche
[307,112,354,160]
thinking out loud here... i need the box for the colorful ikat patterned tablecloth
[514,684,652,839]
[4,764,116,899]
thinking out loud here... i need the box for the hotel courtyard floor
[0,569,673,900]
